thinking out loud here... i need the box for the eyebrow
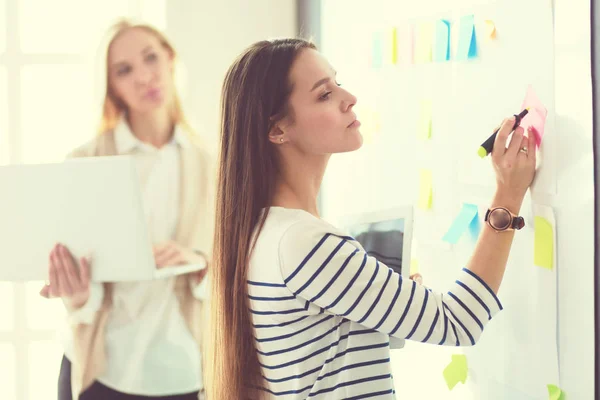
[310,77,331,92]
[111,46,155,70]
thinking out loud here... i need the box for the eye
[319,91,332,101]
[145,53,158,63]
[116,65,131,77]
[336,81,342,87]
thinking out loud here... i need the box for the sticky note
[457,15,477,60]
[418,100,432,140]
[414,22,434,63]
[443,204,479,244]
[534,216,554,270]
[484,20,496,40]
[397,24,414,65]
[520,85,548,148]
[410,259,419,275]
[547,384,565,400]
[443,354,468,390]
[390,27,398,64]
[418,170,433,210]
[434,20,450,62]
[372,31,384,68]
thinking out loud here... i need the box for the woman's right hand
[491,117,537,211]
[39,243,91,311]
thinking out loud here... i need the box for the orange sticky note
[484,20,496,40]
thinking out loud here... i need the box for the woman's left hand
[153,241,204,268]
[153,241,209,286]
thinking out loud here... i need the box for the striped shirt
[248,207,503,399]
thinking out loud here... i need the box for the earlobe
[268,124,286,144]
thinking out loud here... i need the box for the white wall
[165,0,297,151]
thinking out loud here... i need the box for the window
[0,67,8,165]
[2,1,167,398]
[19,0,130,54]
[0,343,17,400]
[20,65,95,164]
[0,0,5,54]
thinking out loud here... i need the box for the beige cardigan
[66,131,215,398]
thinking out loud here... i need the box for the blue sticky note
[372,31,384,68]
[469,215,481,239]
[443,204,479,244]
[457,15,477,61]
[434,20,450,62]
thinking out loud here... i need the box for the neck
[271,148,330,218]
[127,107,174,148]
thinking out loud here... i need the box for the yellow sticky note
[415,22,434,63]
[410,259,419,275]
[547,384,565,400]
[390,27,398,64]
[484,20,497,40]
[443,354,468,390]
[419,100,432,139]
[418,170,433,210]
[534,216,554,269]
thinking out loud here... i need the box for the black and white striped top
[248,207,502,399]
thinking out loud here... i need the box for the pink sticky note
[520,85,548,148]
[397,24,414,65]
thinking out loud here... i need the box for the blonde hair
[98,19,189,134]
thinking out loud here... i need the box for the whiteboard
[320,0,594,398]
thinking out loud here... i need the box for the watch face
[489,208,512,230]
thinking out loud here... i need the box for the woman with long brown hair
[40,20,214,400]
[207,39,536,399]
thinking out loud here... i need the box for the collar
[114,118,191,154]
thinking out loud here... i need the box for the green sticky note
[547,384,565,400]
[372,31,384,68]
[434,19,450,62]
[419,100,432,139]
[414,22,434,63]
[534,216,554,269]
[443,354,468,390]
[418,170,433,210]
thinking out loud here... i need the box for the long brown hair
[206,39,316,400]
[98,19,189,134]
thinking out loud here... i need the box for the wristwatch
[484,207,525,232]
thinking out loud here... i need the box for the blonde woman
[40,20,214,400]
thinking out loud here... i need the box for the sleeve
[63,282,104,326]
[278,219,503,347]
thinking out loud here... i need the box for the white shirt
[60,120,203,396]
[248,207,503,399]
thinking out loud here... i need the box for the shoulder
[275,209,354,253]
[66,132,116,159]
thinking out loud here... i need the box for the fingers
[39,284,50,298]
[60,245,80,293]
[505,127,525,160]
[48,247,60,297]
[156,248,185,268]
[492,117,516,160]
[79,257,91,290]
[527,127,537,164]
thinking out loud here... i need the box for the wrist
[491,191,524,214]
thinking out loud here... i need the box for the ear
[268,123,286,145]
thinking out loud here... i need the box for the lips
[347,119,361,128]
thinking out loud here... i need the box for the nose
[341,88,358,112]
[135,65,154,86]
